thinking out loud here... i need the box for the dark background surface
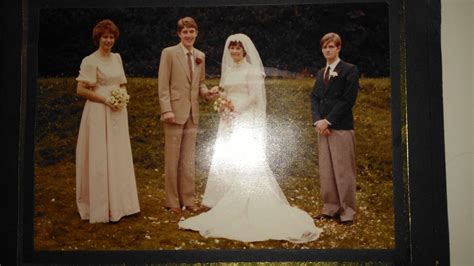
[38,4,389,77]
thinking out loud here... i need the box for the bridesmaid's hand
[104,96,120,111]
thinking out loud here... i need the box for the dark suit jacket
[310,60,359,130]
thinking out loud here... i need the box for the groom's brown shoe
[185,205,201,212]
[165,207,182,215]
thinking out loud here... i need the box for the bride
[178,33,322,243]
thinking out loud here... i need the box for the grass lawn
[34,77,394,250]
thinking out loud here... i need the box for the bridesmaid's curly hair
[92,19,120,46]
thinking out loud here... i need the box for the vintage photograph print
[33,2,396,257]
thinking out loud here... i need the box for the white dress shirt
[324,57,341,77]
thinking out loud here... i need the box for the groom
[158,17,218,215]
[310,32,359,225]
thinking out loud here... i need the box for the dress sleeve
[116,53,128,85]
[247,66,267,144]
[246,67,265,109]
[76,56,97,86]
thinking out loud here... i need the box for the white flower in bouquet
[213,87,236,123]
[105,87,130,110]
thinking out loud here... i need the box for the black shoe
[340,220,354,225]
[313,213,337,220]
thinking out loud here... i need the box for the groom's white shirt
[180,42,195,73]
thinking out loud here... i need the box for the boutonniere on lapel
[329,70,338,78]
[195,56,203,65]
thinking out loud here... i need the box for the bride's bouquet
[105,87,130,111]
[213,87,236,123]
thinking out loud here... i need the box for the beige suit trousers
[318,129,357,221]
[163,115,198,208]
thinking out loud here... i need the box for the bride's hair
[221,33,266,82]
[228,40,247,57]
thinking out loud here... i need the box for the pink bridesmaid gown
[75,51,140,223]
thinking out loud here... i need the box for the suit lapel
[317,69,325,90]
[175,45,192,83]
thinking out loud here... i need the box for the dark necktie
[324,66,330,86]
[187,52,193,81]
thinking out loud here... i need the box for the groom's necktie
[324,66,330,86]
[187,52,193,82]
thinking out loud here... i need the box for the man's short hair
[177,17,198,33]
[320,32,342,48]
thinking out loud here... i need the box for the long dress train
[179,59,322,243]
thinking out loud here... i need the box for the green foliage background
[38,4,389,77]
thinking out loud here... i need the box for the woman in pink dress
[75,19,140,223]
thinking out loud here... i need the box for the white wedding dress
[178,34,322,243]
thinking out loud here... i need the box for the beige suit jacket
[158,44,208,125]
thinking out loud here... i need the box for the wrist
[104,96,112,104]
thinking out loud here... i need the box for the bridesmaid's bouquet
[105,87,130,110]
[213,87,235,123]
